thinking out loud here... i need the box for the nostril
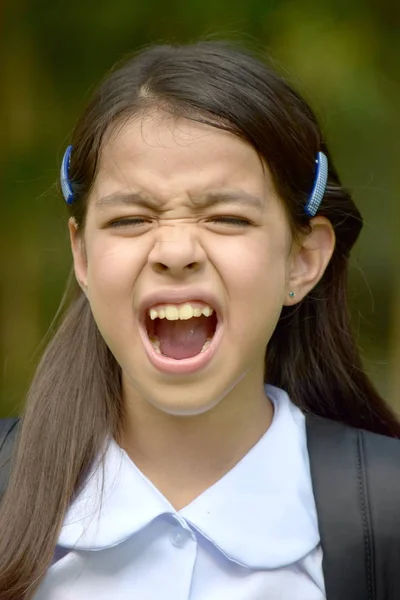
[153,262,168,273]
[186,262,199,270]
[152,262,200,273]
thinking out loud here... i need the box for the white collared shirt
[35,385,326,599]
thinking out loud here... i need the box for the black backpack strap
[306,413,375,600]
[0,418,19,500]
[306,412,400,600]
[361,424,400,599]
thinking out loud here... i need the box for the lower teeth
[149,337,161,354]
[200,340,211,353]
[149,337,212,357]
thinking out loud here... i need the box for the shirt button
[170,527,190,548]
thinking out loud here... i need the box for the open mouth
[144,303,218,360]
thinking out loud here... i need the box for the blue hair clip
[304,151,328,217]
[60,145,75,205]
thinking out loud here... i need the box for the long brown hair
[1,41,399,598]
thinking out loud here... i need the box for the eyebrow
[95,189,264,210]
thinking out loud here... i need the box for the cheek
[212,231,288,301]
[211,231,288,351]
[86,237,148,301]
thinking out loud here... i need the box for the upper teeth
[149,304,214,321]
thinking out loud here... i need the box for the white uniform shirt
[35,385,326,599]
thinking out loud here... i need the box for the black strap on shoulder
[306,414,376,600]
[306,412,400,600]
[306,413,373,600]
[0,418,19,500]
[360,423,400,599]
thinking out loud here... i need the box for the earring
[289,291,295,299]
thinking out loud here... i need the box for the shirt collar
[58,385,319,569]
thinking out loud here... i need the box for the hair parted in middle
[66,41,395,430]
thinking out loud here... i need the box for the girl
[0,41,399,600]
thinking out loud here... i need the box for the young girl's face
[70,112,298,415]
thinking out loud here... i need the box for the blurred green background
[1,0,399,417]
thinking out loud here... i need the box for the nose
[148,224,206,277]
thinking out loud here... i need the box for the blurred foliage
[1,0,399,416]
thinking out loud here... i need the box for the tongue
[155,316,212,360]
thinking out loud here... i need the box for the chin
[150,399,220,418]
[128,364,248,418]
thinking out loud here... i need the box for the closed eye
[108,217,151,228]
[209,217,251,226]
[107,216,251,228]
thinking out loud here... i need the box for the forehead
[92,111,276,203]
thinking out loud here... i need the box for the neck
[118,377,273,510]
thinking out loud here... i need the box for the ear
[284,216,336,305]
[68,218,88,294]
